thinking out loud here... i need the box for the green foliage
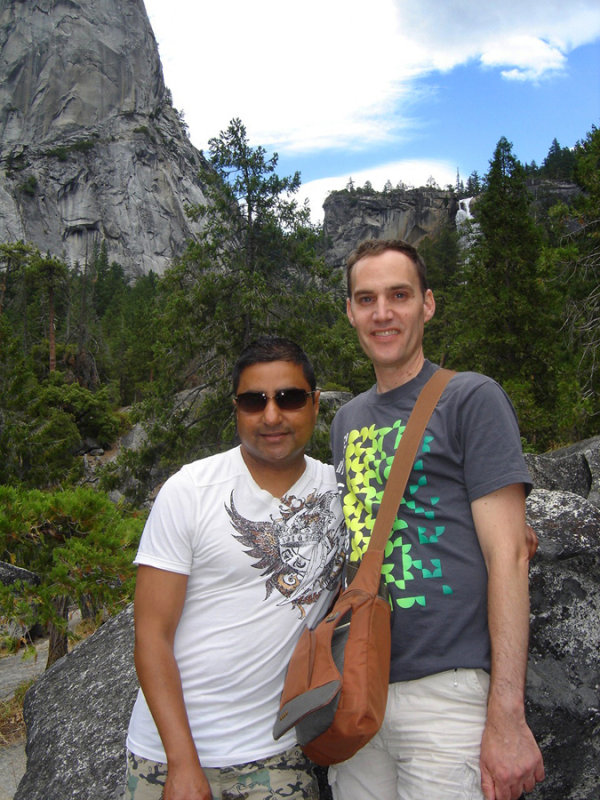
[420,137,586,450]
[538,126,600,432]
[18,175,37,196]
[0,485,145,661]
[0,322,121,487]
[1,122,598,498]
[450,140,563,446]
[45,139,96,161]
[539,138,576,180]
[119,117,368,489]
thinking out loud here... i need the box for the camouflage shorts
[124,746,319,800]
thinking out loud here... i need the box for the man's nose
[373,296,392,319]
[263,397,283,423]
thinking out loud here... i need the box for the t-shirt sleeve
[457,377,532,502]
[134,470,196,575]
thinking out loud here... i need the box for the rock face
[15,605,137,800]
[322,180,581,268]
[526,490,600,800]
[14,438,600,800]
[0,0,212,276]
[322,187,460,267]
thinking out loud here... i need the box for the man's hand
[163,761,213,800]
[480,708,545,800]
[525,524,538,560]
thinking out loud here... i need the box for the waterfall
[456,196,478,249]
[455,197,474,229]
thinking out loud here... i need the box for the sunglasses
[234,388,316,413]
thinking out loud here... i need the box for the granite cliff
[0,0,212,276]
[322,187,460,267]
[321,180,581,267]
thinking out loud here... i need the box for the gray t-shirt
[330,360,531,682]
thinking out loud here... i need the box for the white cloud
[144,0,600,155]
[480,35,567,80]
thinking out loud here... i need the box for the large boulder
[524,451,592,501]
[525,490,600,800]
[15,605,137,800]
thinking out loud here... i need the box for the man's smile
[372,329,401,337]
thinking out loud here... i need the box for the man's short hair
[346,239,429,298]
[232,336,317,394]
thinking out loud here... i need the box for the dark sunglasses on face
[234,388,316,413]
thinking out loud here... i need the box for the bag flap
[273,679,341,740]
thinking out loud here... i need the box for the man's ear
[424,289,436,323]
[312,389,321,420]
[346,298,355,327]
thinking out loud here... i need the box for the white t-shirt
[126,446,345,768]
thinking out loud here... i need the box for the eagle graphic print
[226,489,345,617]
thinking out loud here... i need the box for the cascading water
[456,197,478,249]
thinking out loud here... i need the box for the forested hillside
[1,120,598,658]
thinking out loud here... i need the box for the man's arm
[471,484,544,800]
[133,565,212,800]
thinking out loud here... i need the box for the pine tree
[447,138,561,447]
[117,119,360,494]
[29,254,68,372]
[541,138,576,180]
[542,126,600,435]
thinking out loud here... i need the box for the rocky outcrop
[0,0,213,276]
[526,489,600,799]
[15,605,137,800]
[322,180,581,268]
[322,187,460,267]
[14,439,600,800]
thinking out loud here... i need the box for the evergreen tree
[0,485,144,666]
[111,118,364,497]
[29,253,69,372]
[540,138,576,180]
[447,137,561,447]
[541,126,600,436]
[465,171,481,195]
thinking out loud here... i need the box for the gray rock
[525,489,600,800]
[322,181,581,272]
[525,451,592,501]
[0,563,39,589]
[0,0,214,276]
[545,436,600,508]
[15,605,137,800]
[322,188,459,268]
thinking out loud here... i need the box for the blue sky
[144,0,600,222]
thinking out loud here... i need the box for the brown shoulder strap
[366,368,456,555]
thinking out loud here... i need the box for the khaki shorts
[124,745,318,800]
[329,669,490,800]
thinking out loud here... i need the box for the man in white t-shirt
[124,337,345,800]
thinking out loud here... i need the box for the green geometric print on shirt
[343,419,453,609]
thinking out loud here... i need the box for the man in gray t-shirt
[328,239,544,800]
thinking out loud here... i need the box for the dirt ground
[0,640,49,800]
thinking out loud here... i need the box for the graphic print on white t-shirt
[226,488,344,618]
